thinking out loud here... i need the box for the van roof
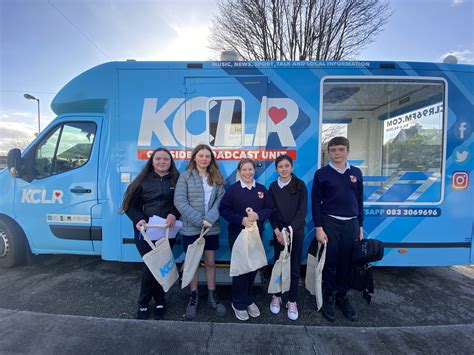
[51,60,473,115]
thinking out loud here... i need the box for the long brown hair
[120,148,179,213]
[186,144,225,185]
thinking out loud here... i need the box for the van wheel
[0,219,27,269]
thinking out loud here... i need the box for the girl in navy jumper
[268,154,307,321]
[121,147,180,320]
[219,158,273,321]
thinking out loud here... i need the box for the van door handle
[70,188,91,193]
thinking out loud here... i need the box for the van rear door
[13,116,101,254]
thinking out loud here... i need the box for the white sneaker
[286,301,299,321]
[270,295,282,314]
[231,303,249,321]
[247,303,261,318]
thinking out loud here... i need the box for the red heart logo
[55,192,61,197]
[268,107,287,124]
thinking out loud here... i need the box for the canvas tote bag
[141,225,179,292]
[268,226,292,294]
[230,208,268,277]
[181,226,210,289]
[305,241,326,311]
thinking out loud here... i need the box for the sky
[0,0,473,154]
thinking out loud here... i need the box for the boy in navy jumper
[311,136,364,322]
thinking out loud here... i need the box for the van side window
[35,127,61,178]
[34,122,97,179]
[322,78,445,204]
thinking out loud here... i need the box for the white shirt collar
[277,176,291,189]
[329,161,350,174]
[240,179,256,190]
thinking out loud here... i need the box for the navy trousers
[321,215,359,296]
[229,232,259,310]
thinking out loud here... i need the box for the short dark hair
[327,136,350,151]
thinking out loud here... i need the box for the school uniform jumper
[311,163,364,297]
[126,172,180,307]
[219,181,273,310]
[269,177,308,302]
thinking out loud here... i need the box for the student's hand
[166,214,177,227]
[274,228,285,245]
[136,219,146,231]
[242,217,253,228]
[359,227,364,241]
[202,219,212,229]
[316,227,328,244]
[247,210,259,222]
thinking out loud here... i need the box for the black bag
[350,263,374,304]
[352,239,384,264]
[351,239,383,304]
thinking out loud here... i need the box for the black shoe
[321,295,336,322]
[185,291,199,320]
[136,305,151,320]
[208,290,227,316]
[154,304,166,320]
[336,294,357,321]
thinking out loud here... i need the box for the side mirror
[7,148,21,177]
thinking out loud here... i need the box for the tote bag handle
[140,224,169,250]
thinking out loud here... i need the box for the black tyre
[0,219,27,269]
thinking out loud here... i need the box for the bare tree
[209,0,391,60]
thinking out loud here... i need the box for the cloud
[439,49,474,64]
[452,0,464,6]
[1,111,35,120]
[0,121,36,155]
[141,25,213,61]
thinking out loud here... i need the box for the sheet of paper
[146,215,183,240]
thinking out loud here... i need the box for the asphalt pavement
[1,255,473,354]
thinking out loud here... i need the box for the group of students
[121,136,364,323]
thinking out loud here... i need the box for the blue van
[1,60,473,268]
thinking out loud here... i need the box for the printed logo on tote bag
[160,258,176,277]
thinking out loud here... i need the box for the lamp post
[24,94,41,134]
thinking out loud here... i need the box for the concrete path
[1,308,473,354]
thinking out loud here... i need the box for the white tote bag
[268,226,292,294]
[305,241,326,311]
[181,226,210,289]
[280,226,292,293]
[141,225,179,292]
[230,208,268,277]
